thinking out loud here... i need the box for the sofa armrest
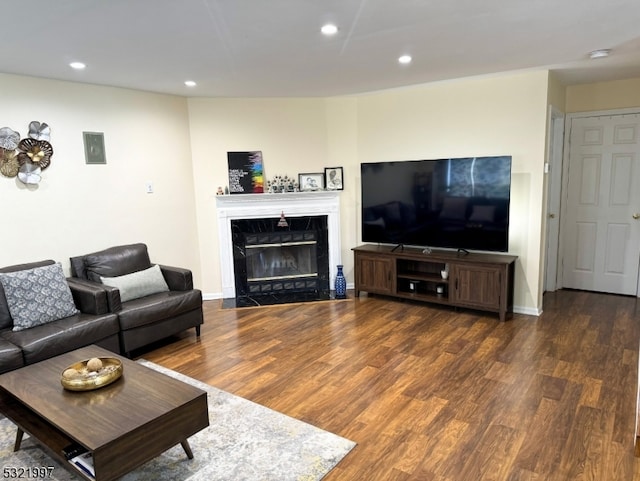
[66,278,109,315]
[159,265,193,291]
[67,278,122,313]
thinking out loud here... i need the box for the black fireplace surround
[227,215,330,307]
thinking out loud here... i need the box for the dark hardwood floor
[137,289,640,481]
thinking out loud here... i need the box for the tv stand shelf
[353,244,517,321]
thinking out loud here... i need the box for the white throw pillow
[100,264,169,302]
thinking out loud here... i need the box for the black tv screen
[361,156,512,252]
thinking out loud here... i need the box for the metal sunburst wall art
[0,121,53,185]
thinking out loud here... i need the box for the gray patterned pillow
[0,263,80,331]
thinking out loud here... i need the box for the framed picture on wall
[83,132,107,164]
[324,167,343,190]
[298,172,324,191]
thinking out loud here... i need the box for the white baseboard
[203,293,222,301]
[513,305,542,316]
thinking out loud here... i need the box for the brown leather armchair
[68,243,203,356]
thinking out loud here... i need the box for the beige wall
[187,97,359,296]
[189,71,550,312]
[355,71,550,312]
[566,77,640,112]
[0,69,554,313]
[547,72,567,113]
[0,74,201,282]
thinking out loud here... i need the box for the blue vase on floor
[335,265,347,299]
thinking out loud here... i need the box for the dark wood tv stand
[353,244,517,321]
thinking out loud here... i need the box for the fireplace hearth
[216,192,341,307]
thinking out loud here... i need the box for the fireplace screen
[231,216,330,303]
[243,231,319,294]
[246,242,317,282]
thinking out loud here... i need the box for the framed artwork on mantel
[324,167,343,190]
[227,151,265,194]
[299,172,324,191]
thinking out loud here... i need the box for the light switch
[145,181,154,193]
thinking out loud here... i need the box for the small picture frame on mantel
[324,167,343,190]
[299,172,324,191]
[83,132,107,165]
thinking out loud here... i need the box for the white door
[562,113,640,295]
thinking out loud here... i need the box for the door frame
[544,106,565,292]
[558,107,640,295]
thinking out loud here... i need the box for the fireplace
[216,192,341,306]
[231,216,330,306]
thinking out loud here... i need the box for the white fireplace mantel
[216,192,342,298]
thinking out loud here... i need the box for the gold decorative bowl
[61,357,123,391]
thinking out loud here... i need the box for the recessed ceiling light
[589,49,611,59]
[321,24,338,36]
[69,62,86,70]
[184,80,197,87]
[398,55,412,65]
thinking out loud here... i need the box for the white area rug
[0,360,355,480]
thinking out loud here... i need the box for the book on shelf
[69,451,95,479]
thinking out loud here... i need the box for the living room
[2,2,640,479]
[2,71,640,316]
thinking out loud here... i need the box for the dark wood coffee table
[0,345,209,481]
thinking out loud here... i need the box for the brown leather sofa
[0,260,120,374]
[68,243,203,356]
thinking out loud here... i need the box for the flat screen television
[361,156,512,252]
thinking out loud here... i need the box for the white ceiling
[3,0,640,98]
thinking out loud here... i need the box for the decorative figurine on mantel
[267,175,298,193]
[216,186,224,195]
